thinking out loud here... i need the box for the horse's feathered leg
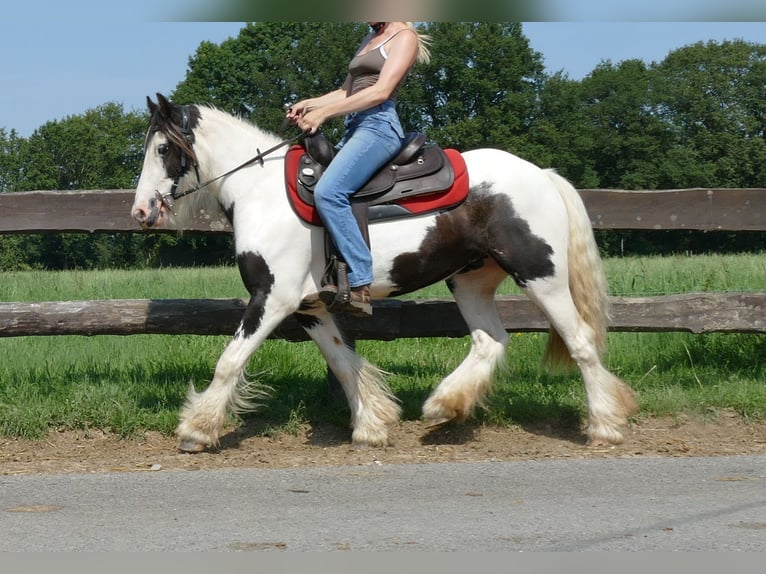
[297,309,400,446]
[523,274,638,444]
[176,248,299,451]
[422,261,509,425]
[175,305,289,452]
[522,171,638,444]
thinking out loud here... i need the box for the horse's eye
[158,143,169,157]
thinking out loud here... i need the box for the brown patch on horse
[389,184,555,294]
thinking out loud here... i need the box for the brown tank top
[347,31,407,99]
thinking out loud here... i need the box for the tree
[0,104,154,270]
[652,39,766,188]
[18,102,146,191]
[172,22,368,139]
[4,25,765,267]
[525,71,599,186]
[402,22,545,153]
[578,59,676,189]
[578,41,766,255]
[0,128,27,193]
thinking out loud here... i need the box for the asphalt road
[2,456,764,551]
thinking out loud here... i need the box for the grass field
[1,253,764,439]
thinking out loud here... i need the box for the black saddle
[296,132,455,215]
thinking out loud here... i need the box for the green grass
[1,254,764,439]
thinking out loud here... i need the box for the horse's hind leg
[523,275,638,445]
[298,310,401,446]
[422,262,509,425]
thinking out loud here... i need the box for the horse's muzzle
[132,195,163,228]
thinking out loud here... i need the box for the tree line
[1,22,764,270]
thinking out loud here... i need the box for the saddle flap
[296,143,445,199]
[354,145,445,198]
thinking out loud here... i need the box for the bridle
[154,105,304,214]
[161,106,198,208]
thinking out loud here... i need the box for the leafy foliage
[652,40,766,188]
[401,22,545,156]
[16,103,147,192]
[172,22,368,139]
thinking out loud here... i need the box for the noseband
[154,106,303,214]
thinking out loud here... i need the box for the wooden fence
[1,188,765,338]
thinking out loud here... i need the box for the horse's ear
[146,96,158,113]
[155,93,173,118]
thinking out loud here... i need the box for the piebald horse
[131,94,638,452]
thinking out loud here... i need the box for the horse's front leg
[175,327,274,452]
[175,295,291,453]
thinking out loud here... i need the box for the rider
[287,22,431,316]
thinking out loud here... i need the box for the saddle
[284,132,469,227]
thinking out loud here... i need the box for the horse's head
[131,93,201,228]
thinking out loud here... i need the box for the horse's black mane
[146,97,201,177]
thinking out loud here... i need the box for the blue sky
[1,1,764,137]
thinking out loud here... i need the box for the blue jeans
[314,100,404,287]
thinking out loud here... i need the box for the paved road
[2,456,764,551]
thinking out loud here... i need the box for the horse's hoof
[586,437,623,448]
[585,431,624,447]
[422,415,451,429]
[177,439,207,453]
[585,438,612,448]
[351,427,389,447]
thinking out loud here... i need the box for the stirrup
[319,257,351,310]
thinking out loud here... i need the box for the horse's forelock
[145,103,200,167]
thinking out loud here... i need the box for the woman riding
[287,22,431,316]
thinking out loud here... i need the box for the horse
[131,93,638,453]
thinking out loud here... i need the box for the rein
[155,109,304,213]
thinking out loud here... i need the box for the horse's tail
[543,169,610,369]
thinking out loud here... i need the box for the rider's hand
[296,108,326,135]
[285,100,308,124]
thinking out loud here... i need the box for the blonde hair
[406,22,431,65]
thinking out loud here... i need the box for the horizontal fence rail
[0,188,764,338]
[1,188,765,233]
[1,293,764,338]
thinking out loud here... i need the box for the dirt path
[2,412,765,476]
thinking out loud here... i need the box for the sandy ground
[2,411,765,476]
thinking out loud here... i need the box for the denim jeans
[314,100,404,287]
